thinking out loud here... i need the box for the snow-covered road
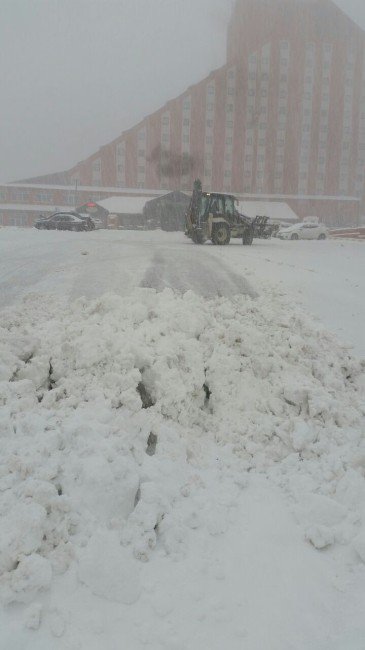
[0,227,364,650]
[0,228,364,354]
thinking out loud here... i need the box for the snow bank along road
[1,228,364,355]
[0,228,364,650]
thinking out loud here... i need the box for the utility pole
[74,179,78,209]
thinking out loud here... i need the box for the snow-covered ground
[1,229,364,355]
[0,228,364,650]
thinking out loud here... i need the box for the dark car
[34,212,95,231]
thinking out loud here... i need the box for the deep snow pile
[0,286,364,630]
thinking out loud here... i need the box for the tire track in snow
[140,248,257,298]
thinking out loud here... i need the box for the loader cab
[199,193,235,221]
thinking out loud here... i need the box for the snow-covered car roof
[47,212,84,222]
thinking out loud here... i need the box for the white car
[277,222,328,240]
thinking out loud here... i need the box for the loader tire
[242,228,254,245]
[211,223,230,245]
[192,231,204,244]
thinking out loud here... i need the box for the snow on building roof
[1,182,167,196]
[237,201,298,222]
[97,196,165,214]
[0,203,72,212]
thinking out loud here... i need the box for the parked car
[78,213,104,229]
[34,212,95,231]
[276,222,328,240]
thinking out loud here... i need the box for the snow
[78,531,141,604]
[98,195,166,214]
[0,203,72,212]
[0,228,364,649]
[237,200,298,222]
[3,182,166,195]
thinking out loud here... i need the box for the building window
[11,190,29,202]
[8,212,28,226]
[35,192,53,203]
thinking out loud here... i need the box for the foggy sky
[1,0,365,184]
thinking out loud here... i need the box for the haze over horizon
[1,0,365,184]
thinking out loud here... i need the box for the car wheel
[290,233,299,240]
[318,233,326,240]
[211,223,231,245]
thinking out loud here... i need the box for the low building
[97,196,161,229]
[0,203,72,227]
[0,183,164,227]
[144,191,191,231]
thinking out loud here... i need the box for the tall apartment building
[6,0,365,224]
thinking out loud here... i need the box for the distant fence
[329,227,365,240]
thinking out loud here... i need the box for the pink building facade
[3,0,365,225]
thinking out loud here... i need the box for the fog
[1,0,365,183]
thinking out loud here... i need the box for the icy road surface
[0,228,364,355]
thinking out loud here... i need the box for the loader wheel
[290,233,299,240]
[211,223,230,245]
[242,228,254,246]
[192,230,204,244]
[318,233,326,240]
